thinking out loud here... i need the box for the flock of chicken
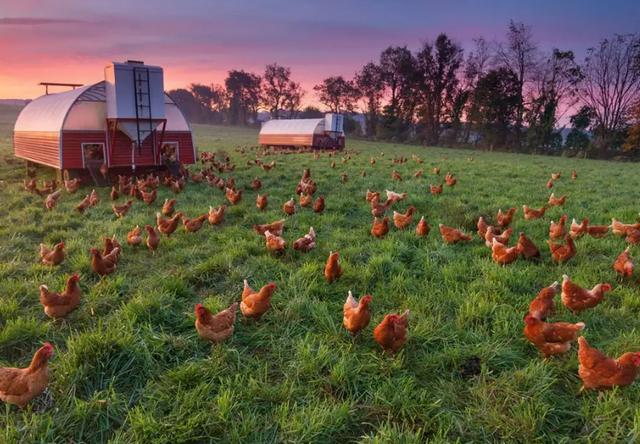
[2,150,639,409]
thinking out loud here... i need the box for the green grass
[1,103,640,442]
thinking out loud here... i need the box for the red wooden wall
[14,132,60,168]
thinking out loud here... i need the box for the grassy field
[1,103,640,443]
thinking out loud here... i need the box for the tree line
[168,21,640,158]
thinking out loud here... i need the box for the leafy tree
[225,70,261,126]
[415,33,464,145]
[355,62,385,137]
[469,68,521,149]
[313,76,358,113]
[261,63,304,119]
[460,37,492,143]
[189,83,227,123]
[378,46,418,139]
[298,106,324,119]
[167,88,208,123]
[579,34,640,153]
[623,100,640,153]
[564,105,594,150]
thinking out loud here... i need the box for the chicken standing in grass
[549,215,568,240]
[496,208,516,228]
[343,291,372,336]
[112,200,133,218]
[373,310,409,353]
[293,227,316,252]
[39,242,65,266]
[39,273,81,319]
[371,217,390,238]
[313,196,325,213]
[145,225,160,252]
[548,193,566,206]
[256,194,268,210]
[393,206,415,229]
[0,343,54,408]
[439,224,471,244]
[516,233,540,259]
[523,205,547,220]
[225,187,242,205]
[89,247,119,276]
[183,214,207,233]
[548,235,576,263]
[240,280,277,320]
[283,198,296,215]
[264,230,286,252]
[44,190,62,210]
[429,183,443,195]
[491,239,519,265]
[162,198,176,216]
[523,313,584,358]
[561,275,612,313]
[613,247,634,278]
[157,212,183,236]
[528,281,560,321]
[254,219,285,236]
[194,302,238,344]
[324,251,342,283]
[578,337,640,391]
[127,226,143,246]
[416,216,430,237]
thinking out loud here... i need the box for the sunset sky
[1,0,638,104]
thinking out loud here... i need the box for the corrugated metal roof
[259,118,324,135]
[15,81,179,133]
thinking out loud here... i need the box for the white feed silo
[104,60,166,148]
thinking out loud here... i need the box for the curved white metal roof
[260,118,324,135]
[14,85,94,132]
[14,81,185,133]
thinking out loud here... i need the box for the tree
[298,106,324,119]
[378,46,418,139]
[579,34,640,152]
[225,70,261,126]
[526,49,582,151]
[415,33,464,145]
[261,63,304,119]
[167,88,206,123]
[623,100,640,153]
[460,37,492,143]
[189,83,227,123]
[469,68,521,149]
[565,105,594,151]
[355,62,385,137]
[495,21,539,146]
[313,76,358,113]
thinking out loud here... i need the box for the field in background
[0,105,640,442]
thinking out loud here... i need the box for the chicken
[561,275,612,313]
[393,206,415,230]
[225,187,242,205]
[548,235,577,263]
[516,232,540,259]
[293,227,316,252]
[253,219,285,236]
[194,302,238,344]
[24,178,37,193]
[264,230,286,252]
[373,310,410,353]
[109,186,119,201]
[39,273,81,319]
[571,170,577,180]
[182,214,207,233]
[570,218,589,239]
[477,216,490,239]
[283,198,296,215]
[162,198,176,216]
[497,208,516,228]
[44,190,62,210]
[324,251,343,283]
[439,224,472,244]
[0,343,54,408]
[551,172,561,180]
[343,291,372,335]
[127,225,143,246]
[156,212,183,236]
[611,218,640,237]
[523,205,547,220]
[256,194,268,210]
[484,227,513,248]
[88,189,99,207]
[204,205,224,225]
[587,224,609,238]
[385,190,407,203]
[240,280,277,320]
[103,235,121,260]
[75,194,92,213]
[251,178,262,191]
[39,242,65,266]
[313,196,325,213]
[365,190,380,203]
[145,225,160,252]
[299,193,312,207]
[491,238,519,265]
[112,200,133,218]
[549,215,568,240]
[391,170,402,181]
[613,247,634,278]
[370,196,393,217]
[432,167,440,175]
[523,313,584,357]
[445,173,457,186]
[546,179,554,189]
[548,193,566,207]
[140,189,157,205]
[63,178,81,194]
[429,183,443,195]
[371,216,390,238]
[89,247,119,276]
[414,169,423,178]
[577,336,640,390]
[416,216,430,237]
[340,173,348,183]
[528,281,560,321]
[627,228,640,245]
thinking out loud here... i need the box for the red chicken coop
[13,60,196,181]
